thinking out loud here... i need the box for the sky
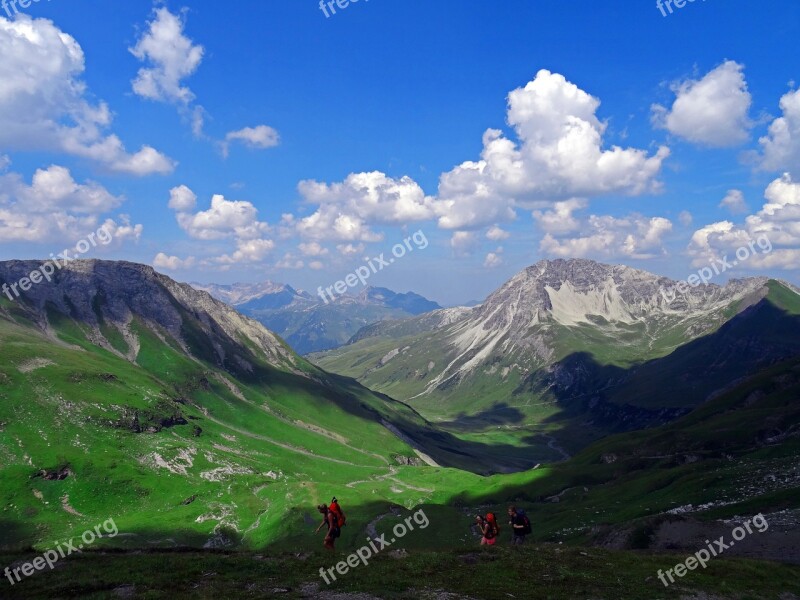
[0,0,799,306]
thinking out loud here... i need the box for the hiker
[476,513,499,546]
[508,505,532,545]
[315,503,340,550]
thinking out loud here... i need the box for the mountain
[190,281,313,309]
[0,260,494,550]
[312,259,800,456]
[193,281,442,355]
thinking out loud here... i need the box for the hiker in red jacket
[315,504,340,550]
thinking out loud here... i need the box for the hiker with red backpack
[315,497,346,550]
[315,503,341,550]
[508,505,532,545]
[476,512,500,546]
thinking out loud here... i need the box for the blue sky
[0,0,799,305]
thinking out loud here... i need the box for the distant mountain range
[313,259,800,455]
[191,281,442,354]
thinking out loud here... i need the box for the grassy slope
[1,296,524,551]
[2,546,798,599]
[313,282,800,456]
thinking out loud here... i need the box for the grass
[1,545,798,599]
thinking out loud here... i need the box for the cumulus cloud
[688,173,800,269]
[532,199,587,236]
[221,125,280,158]
[538,205,673,260]
[130,7,206,135]
[168,185,198,212]
[0,16,174,175]
[154,253,196,270]
[298,242,329,257]
[166,186,274,266]
[435,69,669,229]
[651,61,753,147]
[336,242,365,256]
[758,88,800,174]
[679,210,693,227]
[291,171,437,242]
[173,193,267,241]
[484,247,504,268]
[450,231,478,257]
[486,225,510,241]
[0,165,140,243]
[719,189,749,214]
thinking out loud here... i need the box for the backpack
[330,497,346,527]
[516,509,532,535]
[485,512,500,538]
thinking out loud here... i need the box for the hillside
[313,260,800,457]
[0,260,512,551]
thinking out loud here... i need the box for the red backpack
[330,497,346,527]
[485,512,500,538]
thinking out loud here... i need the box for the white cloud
[173,193,268,241]
[154,253,196,270]
[336,242,365,256]
[221,125,280,158]
[298,242,329,257]
[688,173,800,269]
[678,210,693,226]
[168,185,197,212]
[651,61,753,147]
[100,215,143,245]
[295,172,435,241]
[309,260,325,270]
[166,188,275,267]
[0,16,174,175]
[486,225,510,241]
[450,231,478,257]
[758,88,800,174]
[0,155,9,172]
[275,253,304,269]
[212,238,275,265]
[532,199,587,235]
[130,8,203,105]
[484,247,504,268]
[435,69,669,229]
[719,189,749,214]
[0,165,140,243]
[540,213,673,260]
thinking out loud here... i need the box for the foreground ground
[2,545,799,599]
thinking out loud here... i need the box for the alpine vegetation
[318,509,429,585]
[3,518,118,586]
[657,514,769,587]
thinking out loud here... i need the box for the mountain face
[193,281,442,355]
[0,260,494,550]
[313,259,800,453]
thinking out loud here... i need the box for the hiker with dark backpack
[507,505,532,545]
[315,504,340,550]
